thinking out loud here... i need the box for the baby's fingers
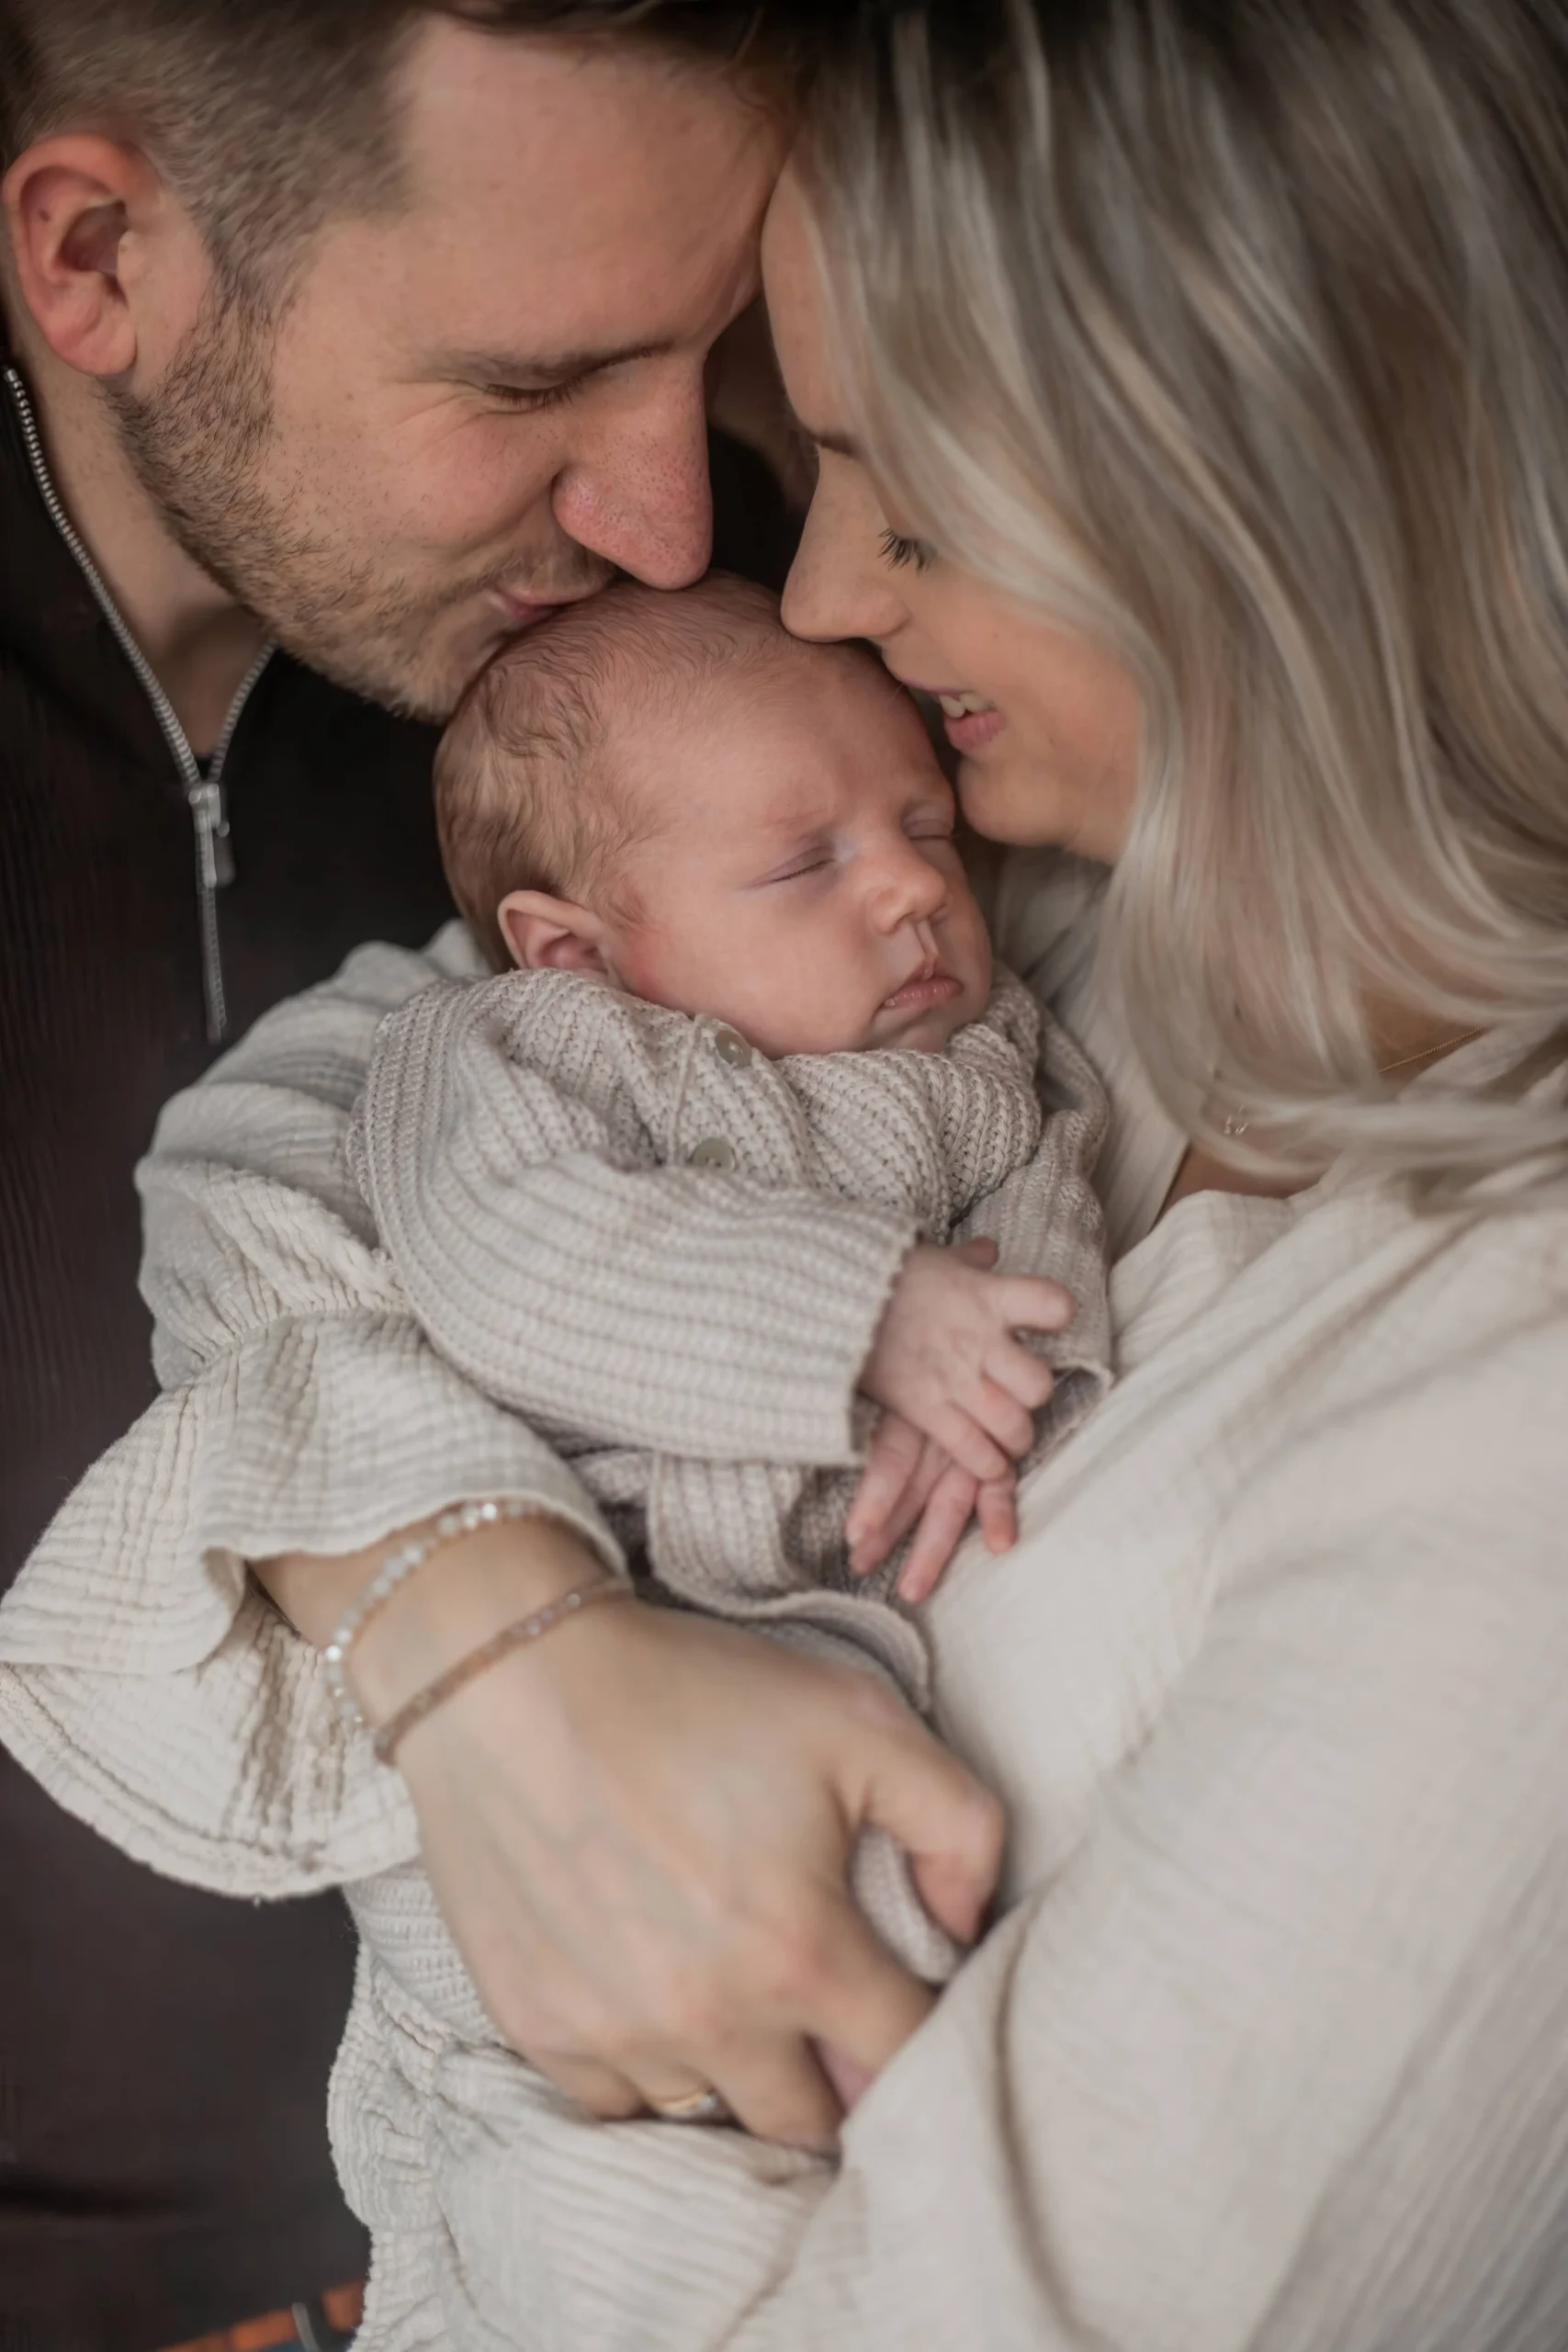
[997,1275,1075,1335]
[929,1405,1013,1485]
[897,1464,982,1603]
[846,1414,926,1571]
[976,1472,1018,1555]
[967,1377,1038,1463]
[986,1340,1056,1417]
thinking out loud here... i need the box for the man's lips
[491,587,604,631]
[491,592,569,630]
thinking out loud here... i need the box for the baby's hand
[861,1240,1074,1485]
[845,1410,1018,1602]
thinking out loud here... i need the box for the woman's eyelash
[879,527,934,572]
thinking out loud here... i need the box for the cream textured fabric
[4,879,1568,2351]
[346,961,1111,1985]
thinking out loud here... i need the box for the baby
[358,573,1111,1611]
[333,576,1112,2339]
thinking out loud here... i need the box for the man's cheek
[378,423,561,559]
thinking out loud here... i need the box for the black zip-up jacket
[0,357,453,2351]
[0,335,795,2350]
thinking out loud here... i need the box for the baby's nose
[879,843,950,927]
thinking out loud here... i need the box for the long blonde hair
[796,0,1568,1199]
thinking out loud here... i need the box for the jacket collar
[0,356,208,788]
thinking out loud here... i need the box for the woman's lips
[940,701,1006,755]
[895,677,1008,757]
[882,971,963,1013]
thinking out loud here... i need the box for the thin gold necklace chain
[1375,1025,1486,1076]
[1221,1027,1488,1139]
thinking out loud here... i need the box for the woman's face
[763,175,1142,865]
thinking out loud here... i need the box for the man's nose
[550,371,714,591]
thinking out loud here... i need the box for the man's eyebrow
[442,339,671,386]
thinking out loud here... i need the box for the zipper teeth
[192,643,275,1043]
[6,367,202,787]
[5,366,274,1043]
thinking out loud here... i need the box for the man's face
[112,25,780,718]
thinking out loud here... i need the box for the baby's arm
[353,974,921,1466]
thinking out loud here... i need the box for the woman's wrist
[348,1512,611,1723]
[254,1510,615,1724]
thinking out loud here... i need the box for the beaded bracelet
[321,1497,536,1732]
[372,1576,633,1766]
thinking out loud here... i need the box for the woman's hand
[259,1517,1004,2154]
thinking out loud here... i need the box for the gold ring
[648,2086,729,2125]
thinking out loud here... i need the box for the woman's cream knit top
[4,865,1568,2351]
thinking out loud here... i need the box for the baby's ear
[498,890,610,975]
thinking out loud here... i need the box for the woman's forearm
[254,1509,603,1720]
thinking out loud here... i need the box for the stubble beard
[106,279,610,721]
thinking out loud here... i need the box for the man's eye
[482,379,586,413]
[879,527,936,572]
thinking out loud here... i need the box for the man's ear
[498,889,612,974]
[3,133,194,379]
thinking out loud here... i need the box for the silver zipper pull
[189,779,236,888]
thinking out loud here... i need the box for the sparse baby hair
[437,571,825,969]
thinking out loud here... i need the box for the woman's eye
[878,527,936,573]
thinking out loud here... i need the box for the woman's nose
[783,468,908,648]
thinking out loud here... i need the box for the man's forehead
[396,18,778,258]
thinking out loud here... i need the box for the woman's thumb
[857,1714,1005,1947]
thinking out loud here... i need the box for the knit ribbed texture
[7,905,1568,2351]
[0,926,625,1894]
[347,962,1111,1994]
[324,1140,1568,2352]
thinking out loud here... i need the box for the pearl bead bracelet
[321,1498,536,1733]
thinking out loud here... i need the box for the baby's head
[435,574,991,1057]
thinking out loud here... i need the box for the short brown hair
[0,1,821,299]
[436,572,805,967]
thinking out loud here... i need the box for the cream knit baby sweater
[348,963,1112,1983]
[319,962,1110,2350]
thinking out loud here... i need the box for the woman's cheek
[955,748,1059,847]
